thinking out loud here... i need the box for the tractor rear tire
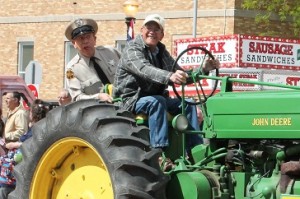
[9,100,169,199]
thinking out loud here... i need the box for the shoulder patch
[66,68,75,79]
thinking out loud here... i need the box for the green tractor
[9,47,300,199]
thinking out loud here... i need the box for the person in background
[0,109,5,157]
[1,93,7,124]
[0,94,7,156]
[0,99,49,198]
[58,89,72,106]
[65,18,120,102]
[113,14,220,168]
[0,109,4,139]
[4,92,28,143]
[196,106,203,128]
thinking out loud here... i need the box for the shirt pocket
[82,79,102,95]
[81,76,99,89]
[104,57,118,77]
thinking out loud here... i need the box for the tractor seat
[135,112,174,125]
[103,84,174,125]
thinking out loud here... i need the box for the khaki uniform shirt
[4,103,29,142]
[66,46,120,101]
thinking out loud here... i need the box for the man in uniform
[65,18,120,102]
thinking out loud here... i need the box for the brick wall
[0,0,297,101]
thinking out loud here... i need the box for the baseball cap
[65,18,98,41]
[143,14,165,30]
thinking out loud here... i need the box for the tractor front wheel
[9,100,168,199]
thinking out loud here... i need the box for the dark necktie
[90,57,110,85]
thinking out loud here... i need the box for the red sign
[240,35,300,70]
[27,84,39,98]
[174,35,238,68]
[23,84,39,109]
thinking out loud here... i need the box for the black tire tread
[9,100,168,199]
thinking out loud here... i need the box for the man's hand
[203,58,220,74]
[6,141,21,150]
[98,93,113,103]
[170,70,188,84]
[196,106,203,123]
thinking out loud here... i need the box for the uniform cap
[143,14,165,30]
[65,18,98,41]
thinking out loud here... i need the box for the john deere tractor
[9,47,300,199]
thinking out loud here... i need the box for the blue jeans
[135,95,202,150]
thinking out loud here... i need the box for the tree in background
[242,0,300,37]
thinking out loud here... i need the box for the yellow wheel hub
[29,137,113,199]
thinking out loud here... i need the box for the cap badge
[74,19,83,28]
[154,17,161,22]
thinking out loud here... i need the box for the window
[115,40,127,53]
[18,42,34,79]
[64,41,77,86]
[65,41,77,66]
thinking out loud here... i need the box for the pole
[193,0,198,38]
[32,63,35,84]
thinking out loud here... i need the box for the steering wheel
[171,46,219,105]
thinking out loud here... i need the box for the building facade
[0,0,298,100]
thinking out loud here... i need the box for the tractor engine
[197,89,300,199]
[224,139,300,198]
[166,87,300,199]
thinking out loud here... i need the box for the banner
[173,34,300,71]
[170,34,300,97]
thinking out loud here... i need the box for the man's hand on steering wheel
[202,58,220,75]
[171,46,220,105]
[170,70,188,85]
